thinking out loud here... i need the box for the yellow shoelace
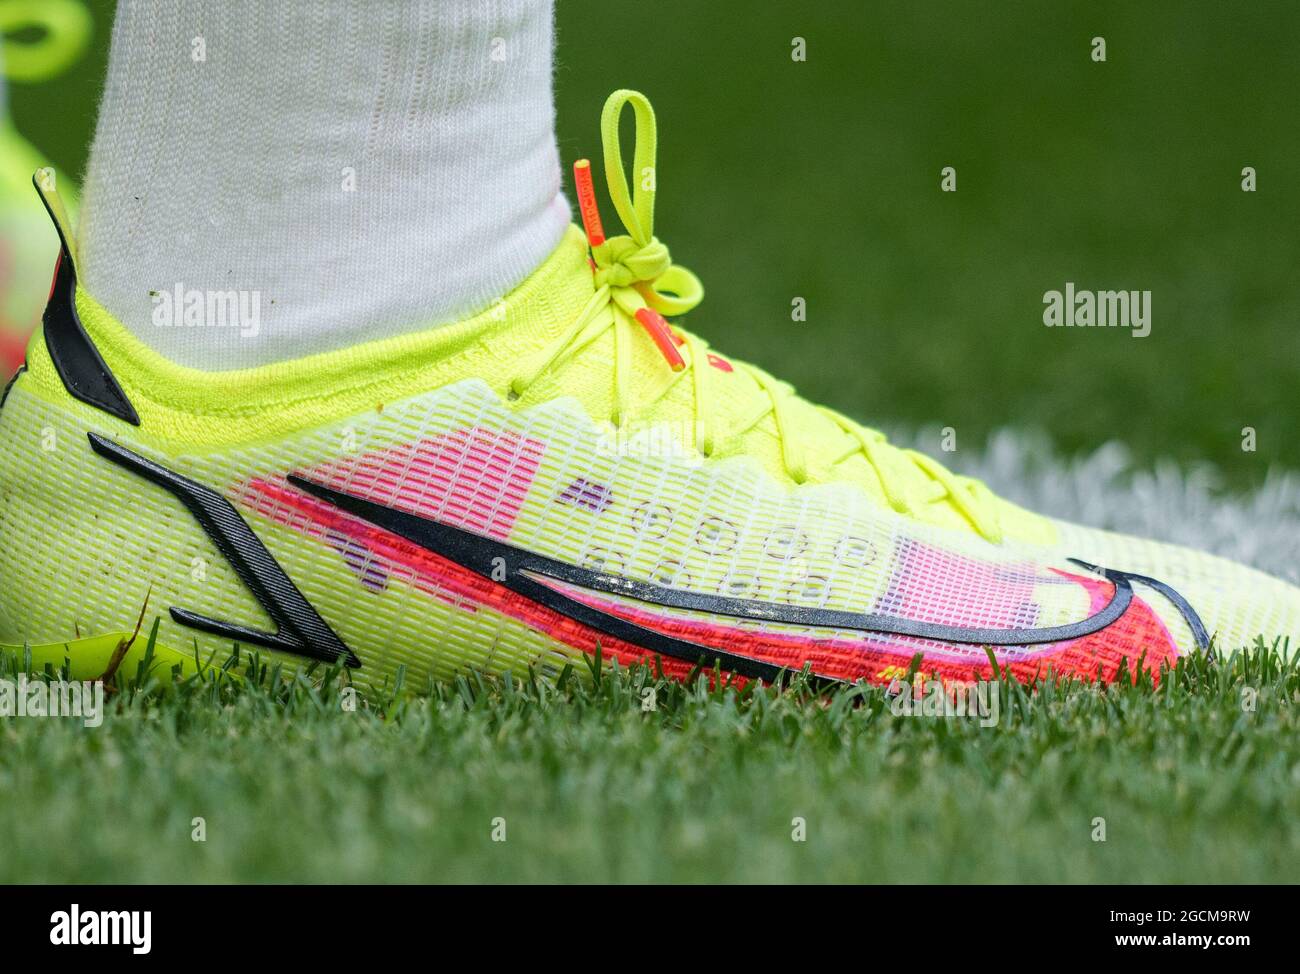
[509,89,1004,544]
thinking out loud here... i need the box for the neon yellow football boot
[0,90,1296,689]
[0,0,90,374]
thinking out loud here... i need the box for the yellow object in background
[0,0,91,373]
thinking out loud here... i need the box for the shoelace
[508,89,1004,544]
[0,0,91,84]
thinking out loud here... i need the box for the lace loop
[588,90,704,322]
[600,89,658,245]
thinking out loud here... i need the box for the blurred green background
[10,0,1298,483]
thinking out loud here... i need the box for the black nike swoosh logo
[286,476,1211,676]
[89,434,360,667]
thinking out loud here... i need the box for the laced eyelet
[506,378,525,402]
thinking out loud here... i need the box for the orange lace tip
[635,308,686,371]
[573,159,606,247]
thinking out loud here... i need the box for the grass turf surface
[2,630,1298,884]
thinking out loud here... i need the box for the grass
[2,625,1299,884]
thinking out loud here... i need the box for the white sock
[77,0,570,370]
